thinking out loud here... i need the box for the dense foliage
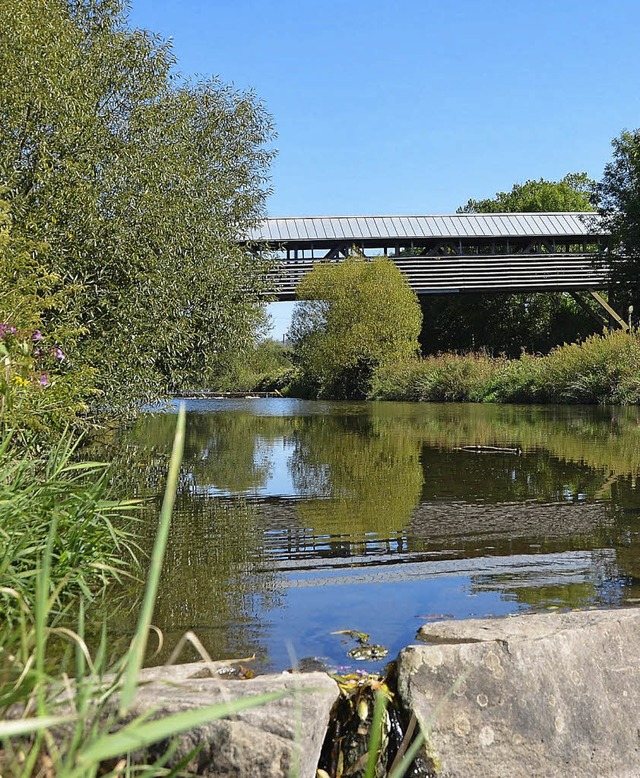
[419,291,600,358]
[597,129,640,301]
[420,174,600,356]
[212,338,294,393]
[0,197,96,436]
[1,0,275,419]
[372,330,640,405]
[289,257,422,398]
[458,173,595,214]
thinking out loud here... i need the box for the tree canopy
[0,0,275,413]
[458,173,595,214]
[596,129,640,292]
[289,257,422,398]
[420,173,599,356]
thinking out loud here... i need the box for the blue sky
[128,0,640,335]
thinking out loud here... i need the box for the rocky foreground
[125,608,640,777]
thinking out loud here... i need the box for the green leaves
[1,0,276,418]
[458,172,596,214]
[290,257,422,398]
[597,129,640,291]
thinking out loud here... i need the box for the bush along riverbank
[369,329,640,405]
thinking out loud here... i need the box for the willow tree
[0,0,275,410]
[289,257,422,398]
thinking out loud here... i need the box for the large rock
[396,608,640,778]
[125,662,337,777]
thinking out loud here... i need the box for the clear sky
[128,0,640,335]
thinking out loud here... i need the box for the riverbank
[24,606,638,777]
[370,329,640,405]
[172,390,282,399]
[225,330,640,405]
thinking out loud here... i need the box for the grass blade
[119,404,186,713]
[0,715,77,738]
[388,729,426,778]
[364,691,389,778]
[80,689,289,765]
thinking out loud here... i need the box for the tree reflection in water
[289,412,423,549]
[95,400,640,669]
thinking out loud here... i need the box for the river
[98,399,640,672]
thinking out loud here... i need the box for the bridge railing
[266,253,610,299]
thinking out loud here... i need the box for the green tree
[212,338,294,392]
[458,172,595,214]
[289,257,422,398]
[0,0,275,414]
[596,130,640,297]
[420,174,599,356]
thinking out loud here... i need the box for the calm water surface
[101,400,640,672]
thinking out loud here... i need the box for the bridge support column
[569,291,628,331]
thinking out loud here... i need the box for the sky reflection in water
[105,400,640,671]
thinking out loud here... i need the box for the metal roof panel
[244,213,602,243]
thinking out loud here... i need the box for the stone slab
[125,663,338,778]
[396,608,640,778]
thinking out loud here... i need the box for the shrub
[369,331,640,406]
[290,257,422,399]
[0,323,95,438]
[541,329,640,404]
[371,352,500,402]
[212,339,294,393]
[483,353,545,403]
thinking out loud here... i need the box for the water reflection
[290,412,422,542]
[101,400,640,670]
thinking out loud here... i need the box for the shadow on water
[93,400,640,671]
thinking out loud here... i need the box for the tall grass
[0,433,139,629]
[0,406,289,776]
[541,329,640,403]
[372,352,500,402]
[371,330,640,405]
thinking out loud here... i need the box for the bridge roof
[247,212,601,243]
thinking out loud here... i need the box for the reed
[0,432,139,629]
